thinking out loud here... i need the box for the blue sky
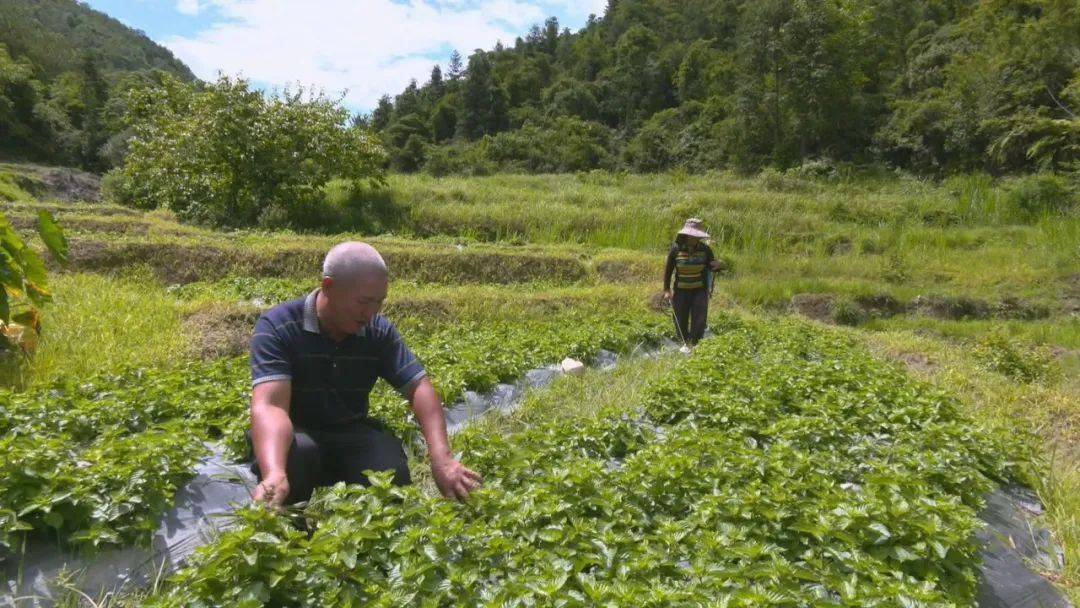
[82,0,606,113]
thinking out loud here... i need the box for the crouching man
[248,241,481,506]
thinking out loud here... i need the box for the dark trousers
[672,288,709,345]
[248,419,411,504]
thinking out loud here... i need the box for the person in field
[663,218,723,351]
[248,242,481,506]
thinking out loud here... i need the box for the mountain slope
[0,0,194,81]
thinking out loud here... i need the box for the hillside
[0,0,196,170]
[0,0,195,80]
[371,0,1080,176]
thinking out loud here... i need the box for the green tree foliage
[372,0,1079,176]
[104,75,386,229]
[0,44,55,160]
[0,0,195,169]
[880,0,1080,173]
[459,52,510,140]
[0,0,194,81]
[447,50,464,81]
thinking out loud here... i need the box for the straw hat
[677,217,709,239]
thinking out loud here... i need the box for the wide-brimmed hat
[677,217,709,239]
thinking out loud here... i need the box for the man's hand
[253,470,290,507]
[709,260,723,270]
[662,290,672,302]
[431,456,482,500]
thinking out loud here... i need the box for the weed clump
[973,331,1054,383]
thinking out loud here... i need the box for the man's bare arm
[407,377,481,500]
[250,380,293,505]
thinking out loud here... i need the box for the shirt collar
[302,289,320,334]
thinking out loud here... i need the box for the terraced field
[0,168,1077,606]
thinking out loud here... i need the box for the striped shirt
[664,242,715,291]
[250,289,426,430]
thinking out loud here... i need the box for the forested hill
[0,0,196,170]
[370,0,1080,176]
[0,0,194,80]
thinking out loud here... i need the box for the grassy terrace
[0,167,1077,602]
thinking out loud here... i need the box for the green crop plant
[0,308,668,551]
[148,315,1036,606]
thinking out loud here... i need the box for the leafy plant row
[0,308,666,552]
[149,315,1036,607]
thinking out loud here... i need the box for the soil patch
[790,293,834,322]
[853,293,906,317]
[39,167,101,202]
[888,350,938,374]
[183,304,262,359]
[909,294,991,320]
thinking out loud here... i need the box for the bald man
[248,242,481,506]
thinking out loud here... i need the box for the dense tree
[447,50,464,81]
[0,0,195,169]
[371,95,394,131]
[458,52,509,140]
[369,0,1078,176]
[428,64,445,98]
[5,0,1079,177]
[105,75,385,228]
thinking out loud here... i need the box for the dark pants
[672,288,709,345]
[248,419,411,504]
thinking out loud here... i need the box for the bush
[788,158,841,181]
[257,180,404,234]
[757,167,809,192]
[486,116,615,173]
[423,140,496,176]
[104,75,386,229]
[973,332,1053,383]
[1004,173,1077,219]
[829,297,867,325]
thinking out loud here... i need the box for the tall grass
[385,172,1073,251]
[19,272,187,387]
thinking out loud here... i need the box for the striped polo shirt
[250,289,426,430]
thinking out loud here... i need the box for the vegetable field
[0,169,1076,606]
[148,317,1034,606]
[1,308,667,554]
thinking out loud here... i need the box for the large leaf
[16,246,48,297]
[36,210,68,266]
[0,243,20,291]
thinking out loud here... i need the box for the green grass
[867,316,1080,349]
[15,272,187,387]
[0,174,34,202]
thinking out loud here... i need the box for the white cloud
[163,0,599,112]
[175,0,202,15]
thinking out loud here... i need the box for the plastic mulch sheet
[2,446,255,607]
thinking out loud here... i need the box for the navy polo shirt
[250,289,426,430]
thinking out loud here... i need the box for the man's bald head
[322,242,388,287]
